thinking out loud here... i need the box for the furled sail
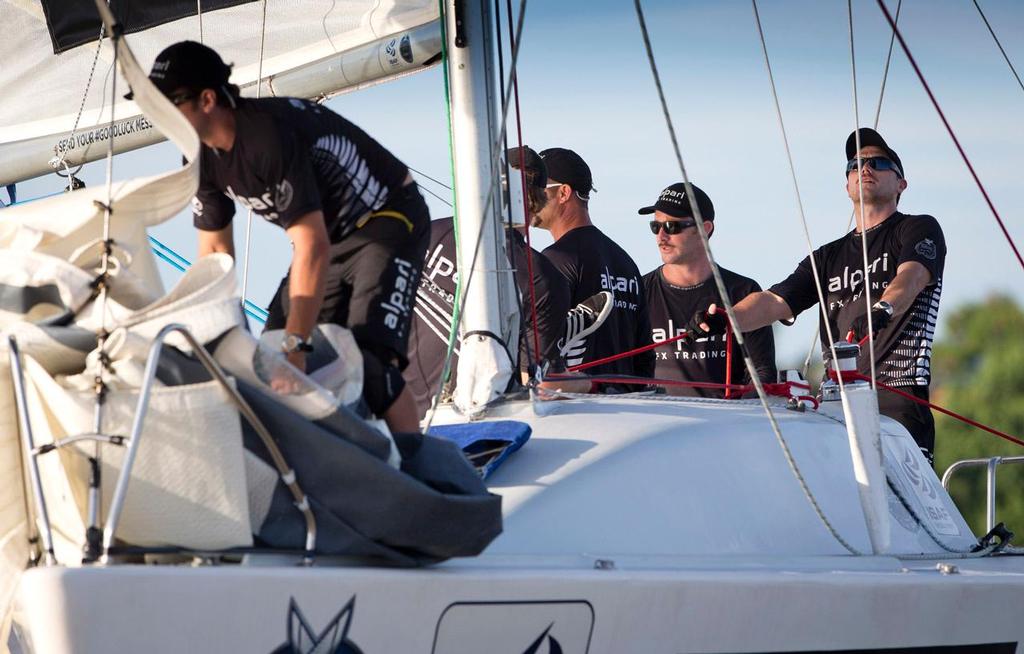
[0,0,441,186]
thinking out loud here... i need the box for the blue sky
[14,0,1024,366]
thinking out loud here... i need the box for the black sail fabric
[235,379,502,565]
[40,0,257,54]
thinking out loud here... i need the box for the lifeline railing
[942,456,1024,533]
[8,324,318,566]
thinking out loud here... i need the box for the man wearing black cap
[689,129,945,462]
[404,146,591,418]
[141,41,430,433]
[536,148,654,388]
[642,183,776,397]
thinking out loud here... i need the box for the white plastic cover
[841,383,891,554]
[453,333,514,417]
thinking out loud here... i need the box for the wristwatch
[873,300,894,317]
[281,332,314,354]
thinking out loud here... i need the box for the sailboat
[2,0,1024,652]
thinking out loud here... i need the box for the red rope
[876,0,1024,273]
[545,373,816,407]
[567,332,689,373]
[724,323,734,399]
[503,0,542,364]
[831,370,1024,449]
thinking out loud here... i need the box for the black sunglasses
[168,92,198,106]
[845,156,903,178]
[649,220,696,235]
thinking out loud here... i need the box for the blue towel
[430,420,532,479]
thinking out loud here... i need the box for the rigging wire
[406,165,453,190]
[848,0,879,390]
[874,0,1024,273]
[424,0,530,433]
[747,0,861,555]
[52,24,107,176]
[801,0,903,380]
[147,236,269,322]
[413,181,454,207]
[972,0,1024,94]
[239,0,270,313]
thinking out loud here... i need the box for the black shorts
[266,183,430,368]
[878,383,935,462]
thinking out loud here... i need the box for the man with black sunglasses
[140,41,430,434]
[688,128,946,463]
[535,148,655,390]
[642,183,776,397]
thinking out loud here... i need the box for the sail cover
[0,0,440,185]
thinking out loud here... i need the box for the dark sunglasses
[649,220,696,235]
[168,92,198,106]
[845,156,902,178]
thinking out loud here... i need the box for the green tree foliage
[932,295,1024,538]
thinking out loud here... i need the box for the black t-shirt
[769,212,945,387]
[404,217,571,418]
[644,266,777,398]
[192,97,409,242]
[543,225,655,379]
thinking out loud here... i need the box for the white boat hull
[12,557,1024,653]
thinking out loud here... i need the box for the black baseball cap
[127,40,232,100]
[539,148,595,199]
[505,145,546,188]
[638,182,715,221]
[846,128,904,178]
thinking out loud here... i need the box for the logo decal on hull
[271,596,363,654]
[522,623,564,654]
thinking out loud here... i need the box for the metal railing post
[942,455,1024,534]
[7,335,56,565]
[986,457,1000,532]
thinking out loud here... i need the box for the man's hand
[684,303,728,340]
[848,301,893,342]
[269,351,307,395]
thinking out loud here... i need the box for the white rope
[801,0,902,380]
[239,0,270,307]
[848,0,879,390]
[749,0,861,556]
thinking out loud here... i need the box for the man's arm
[877,261,931,315]
[282,210,331,368]
[198,224,235,258]
[703,290,793,334]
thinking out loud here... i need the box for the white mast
[444,0,519,415]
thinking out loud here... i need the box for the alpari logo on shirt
[191,196,204,216]
[224,184,280,222]
[423,241,459,285]
[600,266,640,296]
[382,257,416,332]
[827,253,889,293]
